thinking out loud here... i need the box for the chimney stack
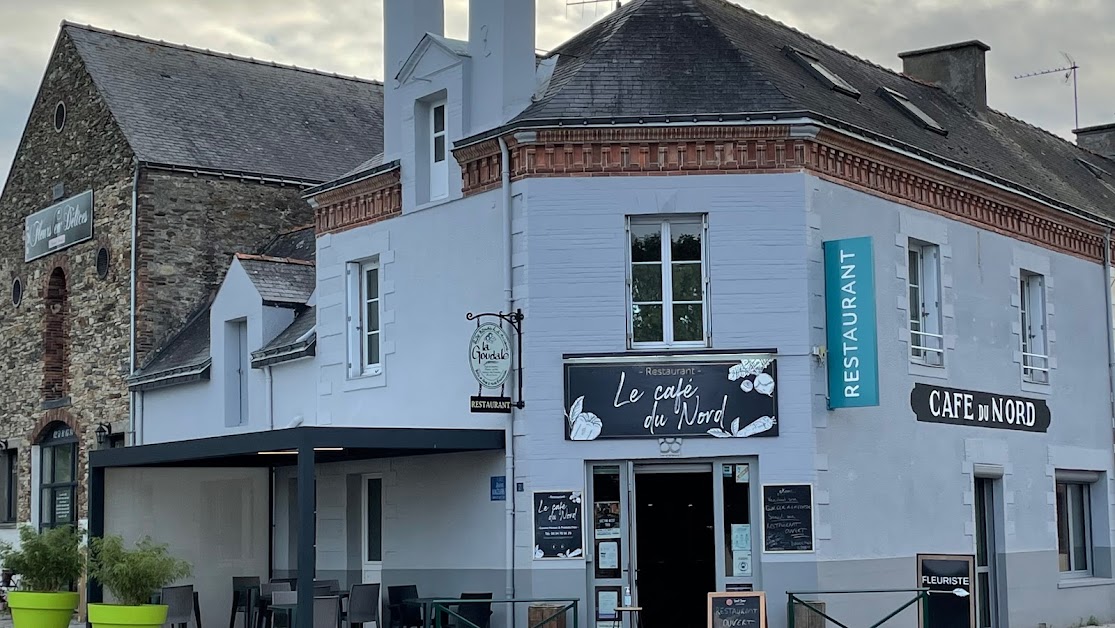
[468,0,537,134]
[1074,124,1115,159]
[384,0,444,158]
[899,40,991,111]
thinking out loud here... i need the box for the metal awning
[88,426,505,628]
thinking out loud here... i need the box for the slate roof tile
[64,23,384,182]
[237,256,316,305]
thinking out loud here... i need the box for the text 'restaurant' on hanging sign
[468,322,512,389]
[823,237,879,408]
[563,353,778,440]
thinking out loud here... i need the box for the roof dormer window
[877,87,947,136]
[783,46,860,98]
[430,100,448,200]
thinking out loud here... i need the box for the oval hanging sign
[469,322,512,389]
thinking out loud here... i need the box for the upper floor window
[628,216,708,348]
[347,260,382,378]
[225,320,249,427]
[1019,271,1048,384]
[430,101,448,200]
[38,423,76,530]
[908,240,943,366]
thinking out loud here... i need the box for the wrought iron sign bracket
[466,309,525,409]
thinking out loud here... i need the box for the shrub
[0,525,84,592]
[88,535,191,607]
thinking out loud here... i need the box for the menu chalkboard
[533,491,584,559]
[708,592,766,628]
[762,484,814,553]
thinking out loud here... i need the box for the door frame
[361,474,384,585]
[586,458,760,628]
[974,475,1004,628]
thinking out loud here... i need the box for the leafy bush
[88,535,191,607]
[0,525,84,592]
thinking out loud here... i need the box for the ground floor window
[1056,480,1091,574]
[0,448,16,524]
[39,424,77,530]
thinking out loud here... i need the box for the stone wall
[0,31,135,523]
[134,170,313,364]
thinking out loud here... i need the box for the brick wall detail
[313,167,402,235]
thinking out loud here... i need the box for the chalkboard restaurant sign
[563,353,779,440]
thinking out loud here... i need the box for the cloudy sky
[0,0,1112,183]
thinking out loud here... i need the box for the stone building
[0,22,383,537]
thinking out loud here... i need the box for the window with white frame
[1056,479,1092,575]
[430,101,448,200]
[1019,271,1048,383]
[360,262,381,373]
[907,240,943,365]
[628,216,708,347]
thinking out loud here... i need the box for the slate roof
[64,22,384,183]
[251,306,317,368]
[256,226,315,263]
[128,306,211,389]
[509,0,1115,220]
[236,255,316,306]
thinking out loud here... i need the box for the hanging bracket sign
[910,384,1050,433]
[466,310,525,413]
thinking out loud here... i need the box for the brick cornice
[454,125,1112,264]
[314,168,402,235]
[30,408,78,445]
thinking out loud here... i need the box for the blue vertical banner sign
[823,237,880,408]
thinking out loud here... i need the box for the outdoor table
[613,606,643,628]
[403,597,460,628]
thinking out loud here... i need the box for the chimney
[898,40,991,111]
[383,0,444,158]
[468,0,537,134]
[1074,124,1115,159]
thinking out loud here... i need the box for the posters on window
[594,501,621,539]
[597,540,619,570]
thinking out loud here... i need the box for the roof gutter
[454,112,1115,232]
[302,160,402,199]
[127,359,212,392]
[139,161,322,188]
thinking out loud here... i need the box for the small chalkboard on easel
[708,591,766,628]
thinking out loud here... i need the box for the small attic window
[783,46,860,98]
[877,87,947,136]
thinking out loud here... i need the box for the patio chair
[230,576,261,628]
[271,578,298,589]
[314,579,341,594]
[386,585,422,628]
[269,591,298,628]
[256,583,292,628]
[163,584,202,628]
[454,593,492,628]
[314,595,342,628]
[342,583,381,627]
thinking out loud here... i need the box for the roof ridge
[60,20,383,87]
[235,253,316,266]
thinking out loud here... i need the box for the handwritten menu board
[708,592,766,628]
[762,484,814,553]
[533,491,584,559]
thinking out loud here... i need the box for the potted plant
[87,534,191,628]
[0,525,85,628]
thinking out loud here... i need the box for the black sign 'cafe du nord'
[563,353,779,440]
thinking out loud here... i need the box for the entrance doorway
[974,477,1000,628]
[634,470,715,628]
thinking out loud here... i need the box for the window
[908,241,943,365]
[0,449,16,524]
[39,424,76,530]
[365,478,382,562]
[1056,481,1091,574]
[225,320,249,427]
[347,261,382,378]
[430,101,448,200]
[628,216,708,347]
[1020,271,1048,383]
[877,87,947,135]
[783,46,860,98]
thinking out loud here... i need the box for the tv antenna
[565,0,622,19]
[1014,52,1080,129]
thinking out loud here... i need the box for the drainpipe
[1105,230,1115,422]
[129,161,139,444]
[498,135,517,606]
[265,365,275,431]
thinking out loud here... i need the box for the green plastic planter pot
[87,603,169,628]
[7,591,80,628]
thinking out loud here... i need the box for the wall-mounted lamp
[94,422,112,446]
[0,440,9,451]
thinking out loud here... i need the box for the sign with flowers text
[563,353,778,440]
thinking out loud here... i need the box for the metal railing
[1022,351,1049,383]
[422,597,579,628]
[910,329,944,365]
[787,588,931,628]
